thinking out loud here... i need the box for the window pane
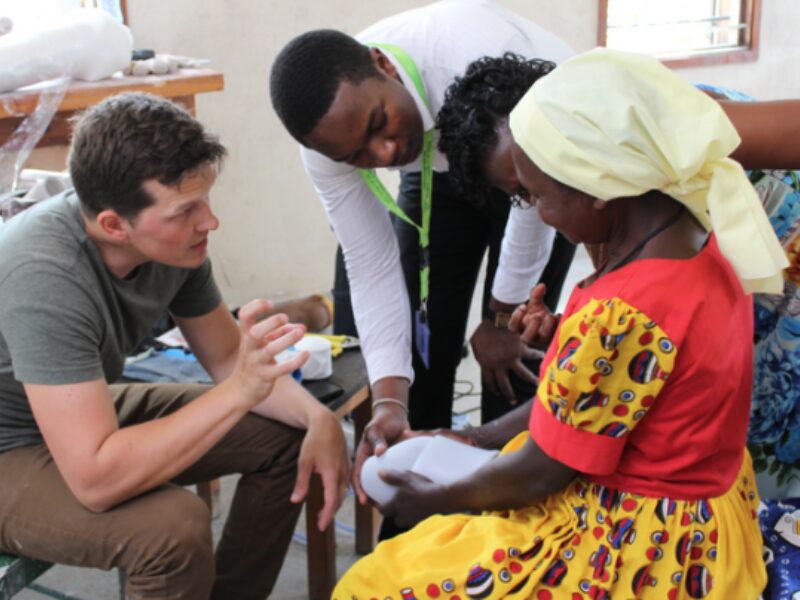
[607,0,747,58]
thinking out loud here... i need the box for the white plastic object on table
[294,335,332,380]
[125,54,212,77]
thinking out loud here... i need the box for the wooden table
[303,349,377,600]
[0,68,224,147]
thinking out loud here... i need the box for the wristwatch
[493,311,513,329]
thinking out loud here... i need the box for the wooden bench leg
[306,473,336,600]
[353,398,378,555]
[195,479,221,518]
[118,567,127,599]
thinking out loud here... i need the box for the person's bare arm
[718,99,800,169]
[250,374,351,530]
[463,399,533,450]
[28,376,255,512]
[26,301,305,512]
[176,300,351,530]
[352,376,410,504]
[380,435,575,526]
[173,302,240,383]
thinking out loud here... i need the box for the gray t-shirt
[0,192,222,452]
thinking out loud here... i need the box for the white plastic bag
[0,8,133,93]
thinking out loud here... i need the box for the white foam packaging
[360,435,499,505]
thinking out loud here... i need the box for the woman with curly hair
[436,53,555,208]
[437,53,603,267]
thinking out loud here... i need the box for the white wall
[32,0,799,306]
[123,0,599,307]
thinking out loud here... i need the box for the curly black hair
[436,53,556,207]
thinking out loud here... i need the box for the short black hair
[69,92,226,219]
[436,53,556,207]
[270,29,380,143]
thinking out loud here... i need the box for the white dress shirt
[301,0,574,385]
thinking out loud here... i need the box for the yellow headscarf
[509,47,787,294]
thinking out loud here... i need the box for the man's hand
[290,409,351,531]
[230,299,308,409]
[379,470,448,527]
[509,283,560,349]
[352,403,410,505]
[470,320,538,404]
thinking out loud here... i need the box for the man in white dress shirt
[269,0,575,515]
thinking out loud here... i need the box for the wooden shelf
[0,68,224,147]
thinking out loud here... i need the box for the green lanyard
[359,43,433,317]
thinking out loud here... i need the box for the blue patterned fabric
[759,498,800,599]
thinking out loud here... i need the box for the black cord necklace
[601,205,686,275]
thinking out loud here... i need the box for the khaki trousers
[0,383,304,599]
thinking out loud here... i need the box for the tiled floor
[14,247,595,599]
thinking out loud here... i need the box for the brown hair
[68,92,226,219]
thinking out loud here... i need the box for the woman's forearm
[468,399,533,449]
[443,435,575,513]
[720,99,800,170]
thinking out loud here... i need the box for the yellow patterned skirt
[334,436,765,599]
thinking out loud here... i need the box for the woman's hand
[509,283,560,349]
[378,470,449,527]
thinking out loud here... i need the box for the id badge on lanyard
[358,42,433,368]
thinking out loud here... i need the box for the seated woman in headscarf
[334,48,784,600]
[438,55,800,499]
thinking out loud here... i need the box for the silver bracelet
[371,397,409,414]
